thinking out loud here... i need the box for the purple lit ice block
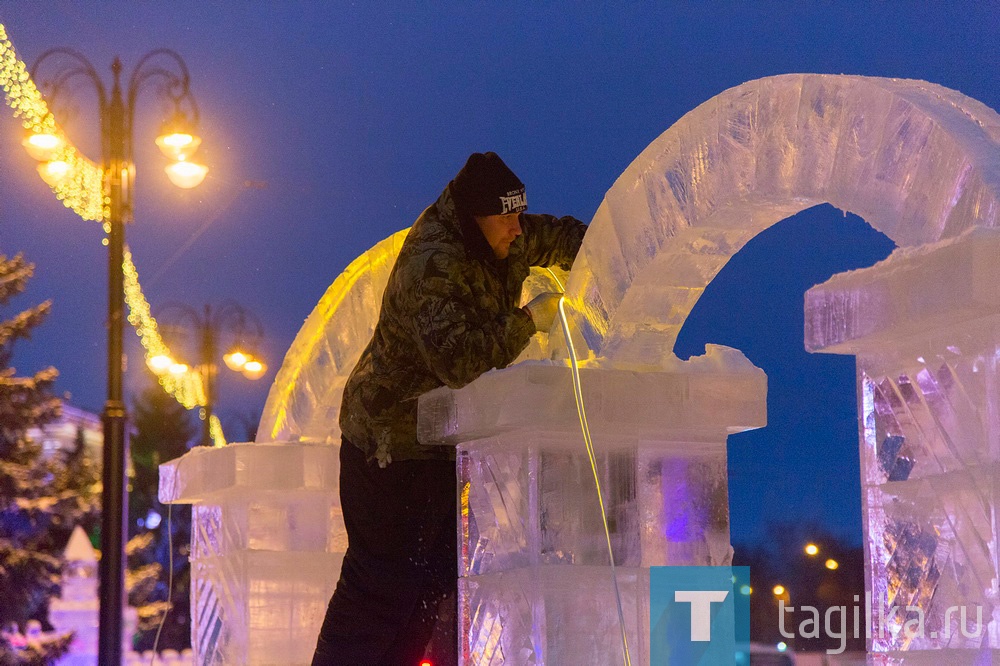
[419,357,766,664]
[808,230,1000,662]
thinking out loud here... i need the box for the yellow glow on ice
[262,228,409,441]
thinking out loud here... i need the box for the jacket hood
[439,183,499,265]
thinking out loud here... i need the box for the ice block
[807,230,1000,662]
[159,442,343,666]
[419,358,766,664]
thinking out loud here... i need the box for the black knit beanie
[451,152,527,216]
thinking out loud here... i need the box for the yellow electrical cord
[545,269,632,666]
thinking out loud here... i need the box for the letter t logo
[674,590,730,641]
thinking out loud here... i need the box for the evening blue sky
[0,2,997,545]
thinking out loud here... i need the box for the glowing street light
[805,543,819,556]
[151,301,266,447]
[825,559,839,570]
[242,358,266,380]
[155,113,202,161]
[22,130,64,161]
[36,159,71,186]
[223,350,249,372]
[28,46,207,665]
[773,585,786,596]
[164,159,209,188]
[147,354,173,373]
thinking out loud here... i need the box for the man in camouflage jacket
[312,153,586,665]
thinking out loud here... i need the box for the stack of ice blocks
[418,359,766,665]
[159,442,344,665]
[806,229,1000,664]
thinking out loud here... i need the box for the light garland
[0,24,105,221]
[0,23,227,447]
[123,249,225,447]
[123,249,205,407]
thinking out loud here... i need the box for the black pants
[312,438,458,666]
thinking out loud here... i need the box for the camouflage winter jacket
[339,184,587,465]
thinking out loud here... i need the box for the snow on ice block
[806,228,1000,357]
[418,356,767,447]
[158,441,339,504]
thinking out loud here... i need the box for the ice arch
[262,74,1000,442]
[565,73,1000,364]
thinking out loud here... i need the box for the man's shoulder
[390,185,478,287]
[399,208,466,269]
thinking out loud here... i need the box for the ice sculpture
[807,229,1000,663]
[418,356,765,663]
[158,443,342,664]
[158,232,409,665]
[49,526,137,665]
[422,74,1000,664]
[163,73,1000,664]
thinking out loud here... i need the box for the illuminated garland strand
[1,23,227,446]
[123,248,206,409]
[0,24,105,221]
[123,249,225,446]
[123,249,226,447]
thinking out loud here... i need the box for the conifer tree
[0,253,74,664]
[128,381,195,651]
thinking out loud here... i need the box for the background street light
[26,48,206,666]
[150,301,266,447]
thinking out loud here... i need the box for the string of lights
[0,23,227,446]
[0,24,105,221]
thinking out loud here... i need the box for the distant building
[27,403,102,459]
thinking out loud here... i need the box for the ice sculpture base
[808,229,1000,661]
[462,565,648,666]
[869,650,1000,666]
[159,441,344,666]
[419,359,766,664]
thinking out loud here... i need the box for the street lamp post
[152,301,266,447]
[27,49,207,665]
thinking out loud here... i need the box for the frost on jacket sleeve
[520,213,587,270]
[405,250,535,390]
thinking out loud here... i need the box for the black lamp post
[27,48,206,665]
[152,301,266,448]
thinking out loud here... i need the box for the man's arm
[520,213,587,269]
[403,251,535,390]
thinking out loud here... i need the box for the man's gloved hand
[524,291,563,332]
